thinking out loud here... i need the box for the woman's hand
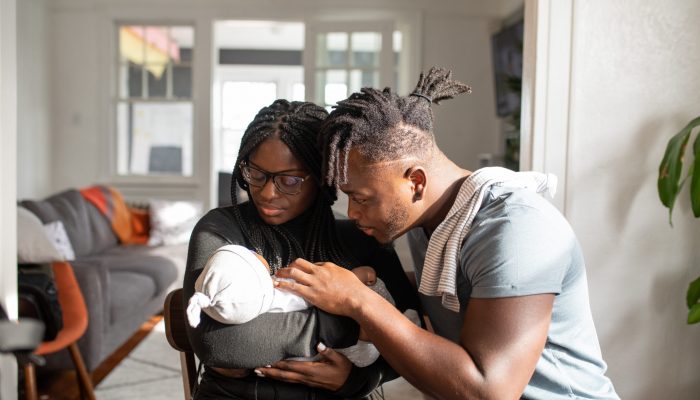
[255,343,353,391]
[275,258,375,317]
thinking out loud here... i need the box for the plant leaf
[692,131,700,217]
[688,303,700,324]
[686,275,700,308]
[658,129,691,212]
[658,116,700,222]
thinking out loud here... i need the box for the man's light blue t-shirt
[408,186,618,399]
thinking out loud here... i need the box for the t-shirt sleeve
[462,196,572,299]
[183,208,357,368]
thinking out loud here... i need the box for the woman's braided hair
[320,67,472,187]
[230,99,355,272]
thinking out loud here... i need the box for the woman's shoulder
[192,203,252,243]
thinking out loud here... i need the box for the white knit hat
[187,244,274,327]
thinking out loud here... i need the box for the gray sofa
[20,189,188,371]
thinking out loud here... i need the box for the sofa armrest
[68,259,109,370]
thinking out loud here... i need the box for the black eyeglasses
[240,163,312,195]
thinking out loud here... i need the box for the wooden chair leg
[23,363,38,400]
[67,342,96,400]
[179,352,192,400]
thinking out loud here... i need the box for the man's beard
[381,201,409,244]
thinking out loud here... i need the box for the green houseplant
[658,115,700,324]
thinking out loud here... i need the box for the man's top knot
[411,66,472,105]
[410,92,433,103]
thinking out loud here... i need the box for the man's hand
[275,258,375,317]
[254,343,353,391]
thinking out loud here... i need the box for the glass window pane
[169,26,194,65]
[118,62,143,98]
[118,102,193,176]
[147,65,168,97]
[351,32,381,68]
[144,26,174,64]
[319,69,347,106]
[220,128,242,174]
[349,69,377,94]
[116,24,195,177]
[393,30,402,70]
[120,26,144,65]
[292,83,305,102]
[317,32,347,67]
[173,65,192,98]
[221,81,277,130]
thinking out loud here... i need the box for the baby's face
[254,252,271,273]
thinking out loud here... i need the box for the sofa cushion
[80,247,178,297]
[20,189,118,257]
[108,271,157,325]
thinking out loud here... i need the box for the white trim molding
[520,0,574,214]
[0,0,18,397]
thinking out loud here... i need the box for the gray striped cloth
[418,167,557,312]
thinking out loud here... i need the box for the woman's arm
[184,208,358,368]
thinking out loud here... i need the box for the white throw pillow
[43,220,76,261]
[148,199,203,246]
[17,207,64,263]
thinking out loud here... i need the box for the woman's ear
[405,166,427,202]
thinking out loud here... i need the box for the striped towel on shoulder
[418,167,557,312]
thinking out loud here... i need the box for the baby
[187,244,407,367]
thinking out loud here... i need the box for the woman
[183,99,418,399]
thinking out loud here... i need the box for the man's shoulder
[474,186,569,234]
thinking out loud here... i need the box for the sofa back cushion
[20,189,118,257]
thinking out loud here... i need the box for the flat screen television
[491,19,524,117]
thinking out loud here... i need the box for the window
[219,81,278,173]
[213,20,305,174]
[116,25,194,176]
[305,22,395,110]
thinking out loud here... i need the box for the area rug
[95,320,183,399]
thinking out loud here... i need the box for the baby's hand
[351,266,377,286]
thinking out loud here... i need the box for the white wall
[49,6,101,194]
[35,0,508,207]
[17,0,51,200]
[423,13,502,170]
[0,0,18,397]
[565,1,700,398]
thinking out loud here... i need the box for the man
[260,67,619,399]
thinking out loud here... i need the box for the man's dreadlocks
[320,67,472,187]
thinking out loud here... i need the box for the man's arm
[271,260,554,400]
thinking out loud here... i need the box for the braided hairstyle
[320,67,472,187]
[230,99,356,272]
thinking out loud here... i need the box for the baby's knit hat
[187,244,274,327]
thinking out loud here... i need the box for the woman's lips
[258,205,284,217]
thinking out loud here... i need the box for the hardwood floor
[29,315,163,400]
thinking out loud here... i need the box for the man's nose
[347,202,361,221]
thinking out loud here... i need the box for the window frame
[304,20,394,108]
[108,21,198,186]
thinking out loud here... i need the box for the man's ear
[404,166,427,202]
